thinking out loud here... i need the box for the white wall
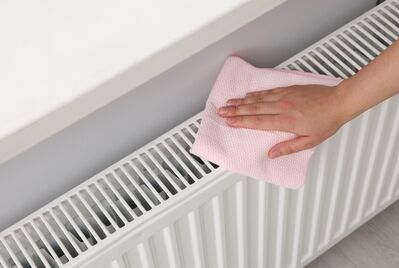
[0,0,377,231]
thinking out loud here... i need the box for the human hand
[217,84,349,159]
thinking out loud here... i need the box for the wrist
[332,80,358,125]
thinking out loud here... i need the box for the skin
[218,40,399,159]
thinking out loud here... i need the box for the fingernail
[226,117,236,124]
[218,107,228,115]
[227,99,236,105]
[269,150,280,159]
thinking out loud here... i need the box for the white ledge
[0,0,286,164]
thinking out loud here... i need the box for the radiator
[1,1,399,267]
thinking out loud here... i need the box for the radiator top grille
[1,1,398,267]
[0,118,218,268]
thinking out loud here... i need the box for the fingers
[225,114,294,132]
[227,94,281,105]
[227,89,284,105]
[245,87,286,96]
[268,136,315,158]
[218,102,281,117]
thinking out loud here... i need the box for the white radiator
[1,1,399,267]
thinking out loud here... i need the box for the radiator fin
[1,1,398,267]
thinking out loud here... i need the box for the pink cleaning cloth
[189,56,341,188]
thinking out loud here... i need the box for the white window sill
[0,0,287,164]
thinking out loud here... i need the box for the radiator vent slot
[0,115,216,268]
[0,1,398,267]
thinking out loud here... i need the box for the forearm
[336,40,399,123]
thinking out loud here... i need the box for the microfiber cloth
[189,56,341,189]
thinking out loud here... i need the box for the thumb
[268,136,314,159]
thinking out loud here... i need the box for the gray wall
[0,0,376,231]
